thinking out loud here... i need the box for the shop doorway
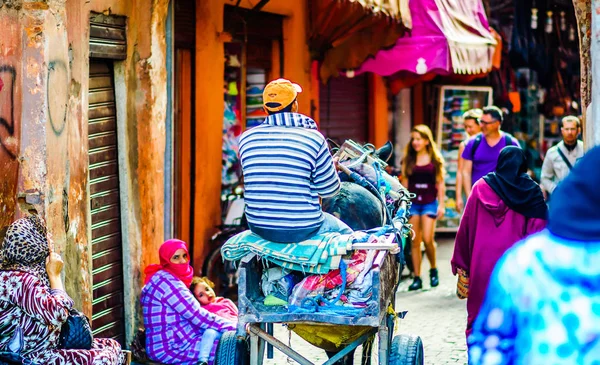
[87,59,126,344]
[173,0,195,248]
[319,74,370,145]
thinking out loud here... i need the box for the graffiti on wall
[47,60,68,136]
[0,65,17,159]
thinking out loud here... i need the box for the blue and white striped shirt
[239,112,340,230]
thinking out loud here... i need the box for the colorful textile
[0,271,123,365]
[356,0,497,76]
[203,297,238,322]
[144,239,194,287]
[0,215,50,287]
[238,112,340,232]
[221,230,351,274]
[222,101,241,189]
[141,270,236,365]
[288,250,375,311]
[451,179,546,335]
[468,230,600,364]
[462,132,520,184]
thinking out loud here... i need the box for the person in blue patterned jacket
[468,146,600,364]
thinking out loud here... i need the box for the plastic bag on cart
[260,267,301,301]
[288,250,372,308]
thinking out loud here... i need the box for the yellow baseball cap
[262,78,302,113]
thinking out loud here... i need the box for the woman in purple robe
[451,146,547,338]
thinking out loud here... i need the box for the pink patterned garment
[0,270,123,365]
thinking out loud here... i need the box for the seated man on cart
[238,78,352,243]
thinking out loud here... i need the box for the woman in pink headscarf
[141,239,236,365]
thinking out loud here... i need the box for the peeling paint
[23,2,49,10]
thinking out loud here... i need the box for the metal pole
[248,325,314,365]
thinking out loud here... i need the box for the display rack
[245,68,268,129]
[434,86,493,233]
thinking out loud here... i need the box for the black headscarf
[548,146,600,241]
[483,146,548,219]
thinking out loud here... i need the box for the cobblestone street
[264,236,467,365]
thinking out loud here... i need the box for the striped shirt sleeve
[312,139,340,198]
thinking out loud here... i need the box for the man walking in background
[456,109,482,212]
[461,106,520,194]
[540,115,584,198]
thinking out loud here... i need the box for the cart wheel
[389,335,424,365]
[215,331,248,365]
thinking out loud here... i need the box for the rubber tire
[215,331,248,365]
[390,335,424,365]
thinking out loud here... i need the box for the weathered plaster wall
[0,0,169,346]
[0,6,22,229]
[193,0,225,270]
[87,0,170,343]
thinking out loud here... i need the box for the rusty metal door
[319,74,369,145]
[88,60,125,344]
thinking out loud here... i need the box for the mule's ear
[327,138,341,150]
[375,141,393,162]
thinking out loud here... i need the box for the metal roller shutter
[319,74,369,145]
[88,60,125,344]
[89,13,127,60]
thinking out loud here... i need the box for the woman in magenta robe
[451,146,548,338]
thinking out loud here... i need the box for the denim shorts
[410,200,438,218]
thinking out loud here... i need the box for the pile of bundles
[222,227,399,316]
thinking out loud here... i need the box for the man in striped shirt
[239,78,352,243]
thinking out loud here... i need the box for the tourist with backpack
[455,109,482,212]
[540,115,584,199]
[461,106,520,194]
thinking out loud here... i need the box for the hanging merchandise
[508,70,522,113]
[528,0,553,89]
[545,11,553,34]
[509,0,533,68]
[531,7,538,29]
[569,25,576,42]
[222,101,241,190]
[245,69,268,129]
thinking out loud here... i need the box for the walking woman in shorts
[401,124,446,291]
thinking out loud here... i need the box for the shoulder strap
[470,134,483,160]
[556,146,573,170]
[504,133,513,146]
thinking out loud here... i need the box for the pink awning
[356,0,497,77]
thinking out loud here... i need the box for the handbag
[456,268,469,299]
[58,309,93,350]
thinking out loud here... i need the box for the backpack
[470,132,515,160]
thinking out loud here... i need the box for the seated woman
[141,239,236,365]
[0,215,123,365]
